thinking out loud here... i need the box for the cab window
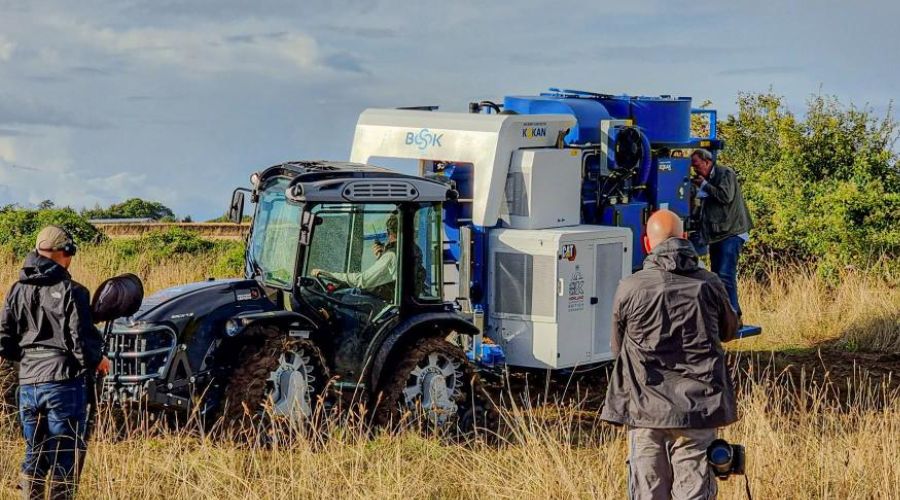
[249,177,301,288]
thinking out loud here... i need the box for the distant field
[1,243,899,499]
[94,222,250,240]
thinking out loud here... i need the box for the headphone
[59,239,78,257]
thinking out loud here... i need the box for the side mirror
[228,190,246,224]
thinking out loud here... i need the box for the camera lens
[709,445,732,466]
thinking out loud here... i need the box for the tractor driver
[311,214,398,301]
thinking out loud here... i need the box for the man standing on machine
[690,148,753,320]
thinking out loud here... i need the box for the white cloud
[54,20,325,77]
[0,35,14,61]
[0,137,16,163]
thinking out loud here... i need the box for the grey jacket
[600,238,739,429]
[0,252,103,384]
[701,165,753,244]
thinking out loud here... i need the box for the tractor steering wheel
[312,271,345,294]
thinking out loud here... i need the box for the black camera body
[707,439,745,479]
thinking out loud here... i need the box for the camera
[707,439,745,479]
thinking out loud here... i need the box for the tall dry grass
[738,267,900,353]
[0,366,898,499]
[1,243,241,302]
[1,245,899,499]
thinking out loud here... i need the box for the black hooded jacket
[0,252,103,384]
[600,238,739,429]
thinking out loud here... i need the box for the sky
[0,0,897,220]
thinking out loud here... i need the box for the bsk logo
[405,129,443,151]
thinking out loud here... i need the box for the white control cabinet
[487,225,632,369]
[499,148,582,230]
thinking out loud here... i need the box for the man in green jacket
[690,149,753,318]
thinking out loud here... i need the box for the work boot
[47,477,77,500]
[18,474,45,500]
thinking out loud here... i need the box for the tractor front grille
[103,322,177,403]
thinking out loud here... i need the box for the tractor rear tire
[375,336,496,437]
[0,360,19,433]
[219,326,329,435]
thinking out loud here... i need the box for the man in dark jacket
[601,210,739,500]
[690,148,753,317]
[0,226,109,500]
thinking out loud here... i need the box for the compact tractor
[103,162,486,429]
[99,88,761,430]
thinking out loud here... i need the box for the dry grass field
[1,245,899,499]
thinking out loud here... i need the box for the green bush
[718,92,900,279]
[107,228,244,277]
[143,227,214,256]
[211,242,246,278]
[111,227,213,259]
[0,206,104,256]
[82,198,175,221]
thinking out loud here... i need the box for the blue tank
[593,95,631,119]
[629,96,692,143]
[508,91,693,145]
[503,95,610,144]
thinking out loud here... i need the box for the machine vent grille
[494,252,555,317]
[593,242,623,354]
[345,182,413,200]
[505,172,529,216]
[531,255,556,317]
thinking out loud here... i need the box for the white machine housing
[349,108,577,227]
[487,225,632,369]
[500,148,582,230]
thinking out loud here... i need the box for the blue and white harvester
[350,88,760,371]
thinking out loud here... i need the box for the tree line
[2,91,897,279]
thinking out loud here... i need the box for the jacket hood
[19,251,71,285]
[643,238,700,273]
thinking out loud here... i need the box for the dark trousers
[18,376,88,500]
[709,235,744,316]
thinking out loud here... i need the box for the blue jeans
[709,235,744,316]
[18,376,88,499]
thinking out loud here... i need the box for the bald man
[601,210,739,500]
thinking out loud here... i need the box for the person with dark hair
[0,226,109,500]
[690,149,753,319]
[601,210,739,499]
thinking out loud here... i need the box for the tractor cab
[241,162,446,312]
[232,162,474,398]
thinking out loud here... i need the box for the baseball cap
[35,225,74,252]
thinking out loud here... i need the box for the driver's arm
[331,251,397,289]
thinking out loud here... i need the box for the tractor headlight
[224,319,242,337]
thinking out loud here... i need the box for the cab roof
[256,160,454,204]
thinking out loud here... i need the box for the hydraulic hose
[636,129,652,189]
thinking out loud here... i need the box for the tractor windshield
[248,176,302,288]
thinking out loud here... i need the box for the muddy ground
[493,348,900,413]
